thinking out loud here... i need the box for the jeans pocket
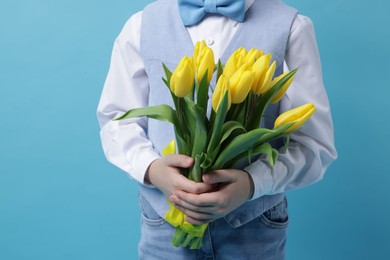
[139,194,167,227]
[260,196,289,229]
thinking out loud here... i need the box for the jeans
[138,194,289,260]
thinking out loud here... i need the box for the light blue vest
[139,0,298,228]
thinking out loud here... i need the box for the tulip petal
[274,103,316,134]
[170,56,195,97]
[270,73,294,104]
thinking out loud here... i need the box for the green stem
[247,94,266,130]
[190,236,203,249]
[280,135,290,154]
[189,155,203,182]
[181,234,194,247]
[209,110,216,131]
[177,98,184,132]
[171,228,187,248]
[244,94,257,130]
[227,104,240,123]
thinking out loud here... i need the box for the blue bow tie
[178,0,246,26]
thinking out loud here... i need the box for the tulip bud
[212,75,231,112]
[270,72,295,104]
[260,60,277,94]
[251,54,272,94]
[193,41,215,84]
[237,47,248,60]
[229,63,254,104]
[245,48,263,64]
[274,103,316,134]
[224,47,247,78]
[170,56,195,97]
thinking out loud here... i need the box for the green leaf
[174,132,190,161]
[189,154,203,182]
[209,121,246,164]
[216,59,224,82]
[247,146,254,164]
[162,63,172,83]
[214,122,292,169]
[207,91,229,155]
[212,127,273,169]
[256,122,294,144]
[253,143,273,166]
[196,71,210,112]
[162,77,169,88]
[271,148,279,166]
[162,63,179,111]
[225,143,279,168]
[220,121,246,144]
[114,104,179,126]
[189,153,210,182]
[200,155,212,169]
[182,98,207,158]
[191,105,208,157]
[182,98,197,139]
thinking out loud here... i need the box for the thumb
[202,170,235,184]
[163,154,194,168]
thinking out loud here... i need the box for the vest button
[206,38,214,46]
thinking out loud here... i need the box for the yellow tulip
[229,63,254,104]
[223,47,247,78]
[251,54,272,94]
[274,103,316,134]
[212,75,231,112]
[193,41,215,84]
[270,72,295,104]
[170,56,194,97]
[260,60,277,94]
[237,47,248,60]
[223,53,239,78]
[245,48,263,64]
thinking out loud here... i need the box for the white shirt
[97,0,337,200]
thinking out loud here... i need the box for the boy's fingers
[174,175,213,194]
[174,190,218,207]
[202,170,235,184]
[164,154,194,168]
[169,194,215,214]
[174,204,213,220]
[185,216,214,225]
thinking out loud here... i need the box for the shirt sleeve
[97,11,160,186]
[245,15,338,200]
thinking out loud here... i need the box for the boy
[97,0,337,259]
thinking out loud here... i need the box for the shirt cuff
[130,149,161,187]
[244,159,274,200]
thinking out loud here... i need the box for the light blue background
[0,0,389,259]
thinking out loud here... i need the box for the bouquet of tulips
[115,41,316,249]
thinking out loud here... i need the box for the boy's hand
[169,169,254,225]
[145,154,214,198]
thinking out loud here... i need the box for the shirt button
[206,38,214,46]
